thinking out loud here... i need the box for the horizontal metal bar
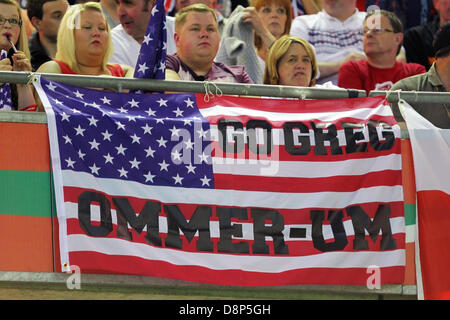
[0,70,366,99]
[370,90,450,104]
[3,71,448,104]
[0,271,417,296]
[0,110,47,123]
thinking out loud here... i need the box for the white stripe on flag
[212,153,402,178]
[33,76,71,272]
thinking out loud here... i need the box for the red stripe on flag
[69,251,405,286]
[214,170,402,193]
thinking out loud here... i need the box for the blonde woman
[264,35,339,89]
[263,34,343,89]
[0,0,36,110]
[37,2,133,77]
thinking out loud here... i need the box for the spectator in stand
[243,0,292,61]
[165,3,252,83]
[99,0,119,28]
[290,0,367,85]
[264,35,315,87]
[169,0,228,35]
[264,35,338,89]
[338,10,425,94]
[216,0,292,84]
[27,0,69,71]
[390,22,450,129]
[404,0,450,71]
[0,0,36,111]
[109,0,176,67]
[37,2,133,77]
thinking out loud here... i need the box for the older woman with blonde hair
[264,35,339,89]
[264,35,341,89]
[264,35,318,87]
[37,2,133,77]
[0,0,36,110]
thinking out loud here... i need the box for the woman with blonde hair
[37,2,133,77]
[0,0,36,110]
[264,35,339,89]
[264,35,318,87]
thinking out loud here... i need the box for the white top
[110,16,177,67]
[290,9,366,84]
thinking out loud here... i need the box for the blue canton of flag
[134,0,167,80]
[0,50,12,111]
[40,77,214,189]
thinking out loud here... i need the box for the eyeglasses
[0,16,22,27]
[362,27,393,35]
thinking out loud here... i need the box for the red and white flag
[35,76,405,286]
[400,100,450,300]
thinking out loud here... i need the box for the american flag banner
[34,76,406,286]
[0,50,12,111]
[133,0,166,81]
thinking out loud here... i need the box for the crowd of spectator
[0,0,448,127]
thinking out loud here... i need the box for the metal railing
[2,70,449,103]
[1,70,365,99]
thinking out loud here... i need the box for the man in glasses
[337,10,425,94]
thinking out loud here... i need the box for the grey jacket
[215,5,264,84]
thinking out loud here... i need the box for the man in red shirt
[338,10,426,94]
